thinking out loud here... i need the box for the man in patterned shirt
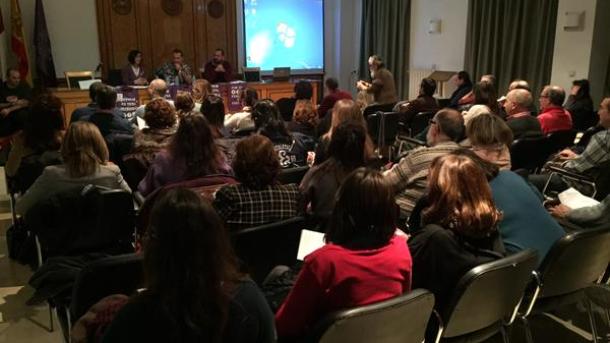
[155,49,194,85]
[384,108,464,216]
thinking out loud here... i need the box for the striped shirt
[564,129,610,173]
[384,141,460,215]
[213,183,303,230]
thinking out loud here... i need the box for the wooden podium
[428,71,456,98]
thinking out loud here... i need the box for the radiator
[407,69,457,100]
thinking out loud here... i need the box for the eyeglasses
[429,119,437,125]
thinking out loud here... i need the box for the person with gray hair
[134,79,175,121]
[384,108,464,215]
[504,88,542,139]
[537,85,572,134]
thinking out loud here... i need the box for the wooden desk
[51,80,319,123]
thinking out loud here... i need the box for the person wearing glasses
[537,85,573,135]
[384,109,464,216]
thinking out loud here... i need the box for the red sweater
[275,235,412,337]
[317,89,353,118]
[537,106,573,134]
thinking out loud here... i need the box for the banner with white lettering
[116,87,140,122]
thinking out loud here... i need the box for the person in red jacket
[275,168,412,339]
[317,77,352,119]
[537,85,573,134]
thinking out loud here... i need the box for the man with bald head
[384,108,464,215]
[504,89,542,139]
[537,85,572,134]
[134,78,175,120]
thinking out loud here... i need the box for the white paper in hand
[296,229,325,261]
[558,187,600,210]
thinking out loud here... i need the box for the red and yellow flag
[10,0,31,83]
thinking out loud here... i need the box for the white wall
[0,0,100,78]
[550,0,597,95]
[409,0,468,72]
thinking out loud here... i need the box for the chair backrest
[363,102,396,117]
[65,71,94,89]
[379,111,401,146]
[537,227,610,299]
[70,253,143,322]
[442,249,538,338]
[546,130,577,153]
[310,289,435,343]
[136,174,238,236]
[510,136,550,172]
[278,165,310,185]
[26,185,135,258]
[231,216,305,284]
[276,97,296,121]
[410,111,434,137]
[576,125,603,148]
[366,111,381,144]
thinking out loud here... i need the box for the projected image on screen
[243,0,324,72]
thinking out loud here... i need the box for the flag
[34,0,57,87]
[10,0,31,83]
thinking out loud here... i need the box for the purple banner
[212,81,247,112]
[116,87,140,122]
[165,84,193,102]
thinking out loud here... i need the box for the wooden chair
[64,71,94,89]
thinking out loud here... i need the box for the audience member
[192,79,212,110]
[504,88,543,139]
[135,79,174,119]
[537,85,573,134]
[301,120,366,224]
[397,78,440,125]
[16,122,131,215]
[252,99,313,168]
[130,99,177,167]
[174,91,195,118]
[71,82,124,123]
[224,88,258,133]
[408,153,504,309]
[448,71,473,109]
[565,79,595,131]
[121,49,148,86]
[275,168,412,338]
[213,134,303,230]
[452,149,565,264]
[458,74,496,107]
[287,99,318,138]
[201,95,239,164]
[138,114,231,196]
[466,113,513,170]
[6,94,64,192]
[202,48,233,84]
[384,109,464,215]
[278,81,313,122]
[0,67,31,136]
[317,77,352,119]
[155,48,194,85]
[508,79,531,92]
[315,99,373,165]
[549,193,610,228]
[79,85,134,136]
[462,80,500,124]
[101,188,275,343]
[356,55,398,105]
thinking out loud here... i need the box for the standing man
[155,49,194,85]
[0,67,32,136]
[356,55,398,106]
[203,48,233,84]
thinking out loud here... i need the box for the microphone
[95,63,103,73]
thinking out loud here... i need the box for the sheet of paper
[297,229,325,261]
[136,116,148,130]
[558,187,600,210]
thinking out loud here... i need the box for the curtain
[605,56,610,98]
[359,0,411,100]
[464,0,558,96]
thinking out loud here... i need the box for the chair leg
[47,304,54,332]
[500,326,511,343]
[521,317,534,343]
[586,300,599,343]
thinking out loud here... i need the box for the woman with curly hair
[131,98,177,165]
[138,113,230,196]
[213,134,303,230]
[174,91,195,118]
[408,153,505,309]
[288,99,318,138]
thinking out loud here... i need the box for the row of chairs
[59,221,610,342]
[510,130,577,172]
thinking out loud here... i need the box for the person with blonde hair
[192,78,212,110]
[16,121,131,215]
[408,153,504,309]
[466,112,513,170]
[315,99,374,164]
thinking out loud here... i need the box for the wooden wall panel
[95,0,237,80]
